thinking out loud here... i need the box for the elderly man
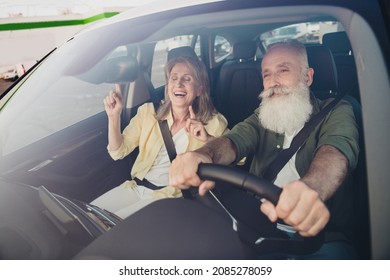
[169,40,359,259]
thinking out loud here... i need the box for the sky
[0,0,158,18]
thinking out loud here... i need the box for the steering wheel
[74,163,323,259]
[197,162,324,256]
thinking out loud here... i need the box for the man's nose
[265,73,280,89]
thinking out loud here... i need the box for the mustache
[260,86,290,99]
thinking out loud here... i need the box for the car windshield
[0,19,159,156]
[0,45,110,156]
[0,21,165,205]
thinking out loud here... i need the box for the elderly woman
[91,55,228,218]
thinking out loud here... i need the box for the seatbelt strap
[158,120,177,162]
[262,95,343,181]
[158,120,194,199]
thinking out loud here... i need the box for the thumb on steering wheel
[199,180,215,196]
[260,199,278,223]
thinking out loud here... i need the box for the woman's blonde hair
[155,56,216,123]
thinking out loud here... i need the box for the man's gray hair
[266,39,309,71]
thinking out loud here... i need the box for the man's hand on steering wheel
[169,151,216,195]
[260,180,330,237]
[169,151,329,238]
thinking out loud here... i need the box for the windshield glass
[0,17,162,157]
[0,40,113,156]
[0,21,151,198]
[260,21,343,47]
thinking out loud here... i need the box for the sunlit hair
[266,39,309,78]
[155,56,216,123]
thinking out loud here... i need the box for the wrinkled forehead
[262,46,302,71]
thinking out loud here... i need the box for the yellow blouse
[108,102,228,198]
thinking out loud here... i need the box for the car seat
[323,31,360,103]
[214,41,263,128]
[306,45,339,100]
[307,44,370,259]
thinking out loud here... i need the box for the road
[0,78,14,96]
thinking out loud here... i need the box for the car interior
[106,19,369,258]
[2,2,385,259]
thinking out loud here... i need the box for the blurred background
[0,0,158,94]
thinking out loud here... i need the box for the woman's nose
[175,78,184,87]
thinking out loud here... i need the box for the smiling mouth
[174,91,186,97]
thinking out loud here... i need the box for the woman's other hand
[186,105,211,142]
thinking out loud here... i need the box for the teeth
[174,91,186,96]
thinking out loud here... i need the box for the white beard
[258,82,313,135]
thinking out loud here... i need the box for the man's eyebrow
[262,61,294,74]
[276,62,293,68]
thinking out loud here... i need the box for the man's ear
[306,67,314,86]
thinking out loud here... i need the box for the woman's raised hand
[103,84,123,118]
[186,105,211,142]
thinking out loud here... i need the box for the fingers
[169,152,213,194]
[199,180,215,196]
[111,89,122,104]
[274,181,330,237]
[186,106,198,134]
[260,200,278,222]
[103,93,115,111]
[103,89,123,117]
[187,121,202,137]
[186,106,196,133]
[185,107,209,141]
[185,118,192,134]
[189,105,196,119]
[297,203,330,237]
[187,120,208,141]
[169,152,203,188]
[115,83,122,94]
[104,90,119,105]
[259,181,330,237]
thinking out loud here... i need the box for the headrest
[167,46,198,61]
[322,31,352,54]
[306,45,338,99]
[232,41,257,60]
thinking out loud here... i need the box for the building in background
[0,0,156,76]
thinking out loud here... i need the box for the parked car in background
[2,67,18,81]
[0,0,389,260]
[1,60,38,81]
